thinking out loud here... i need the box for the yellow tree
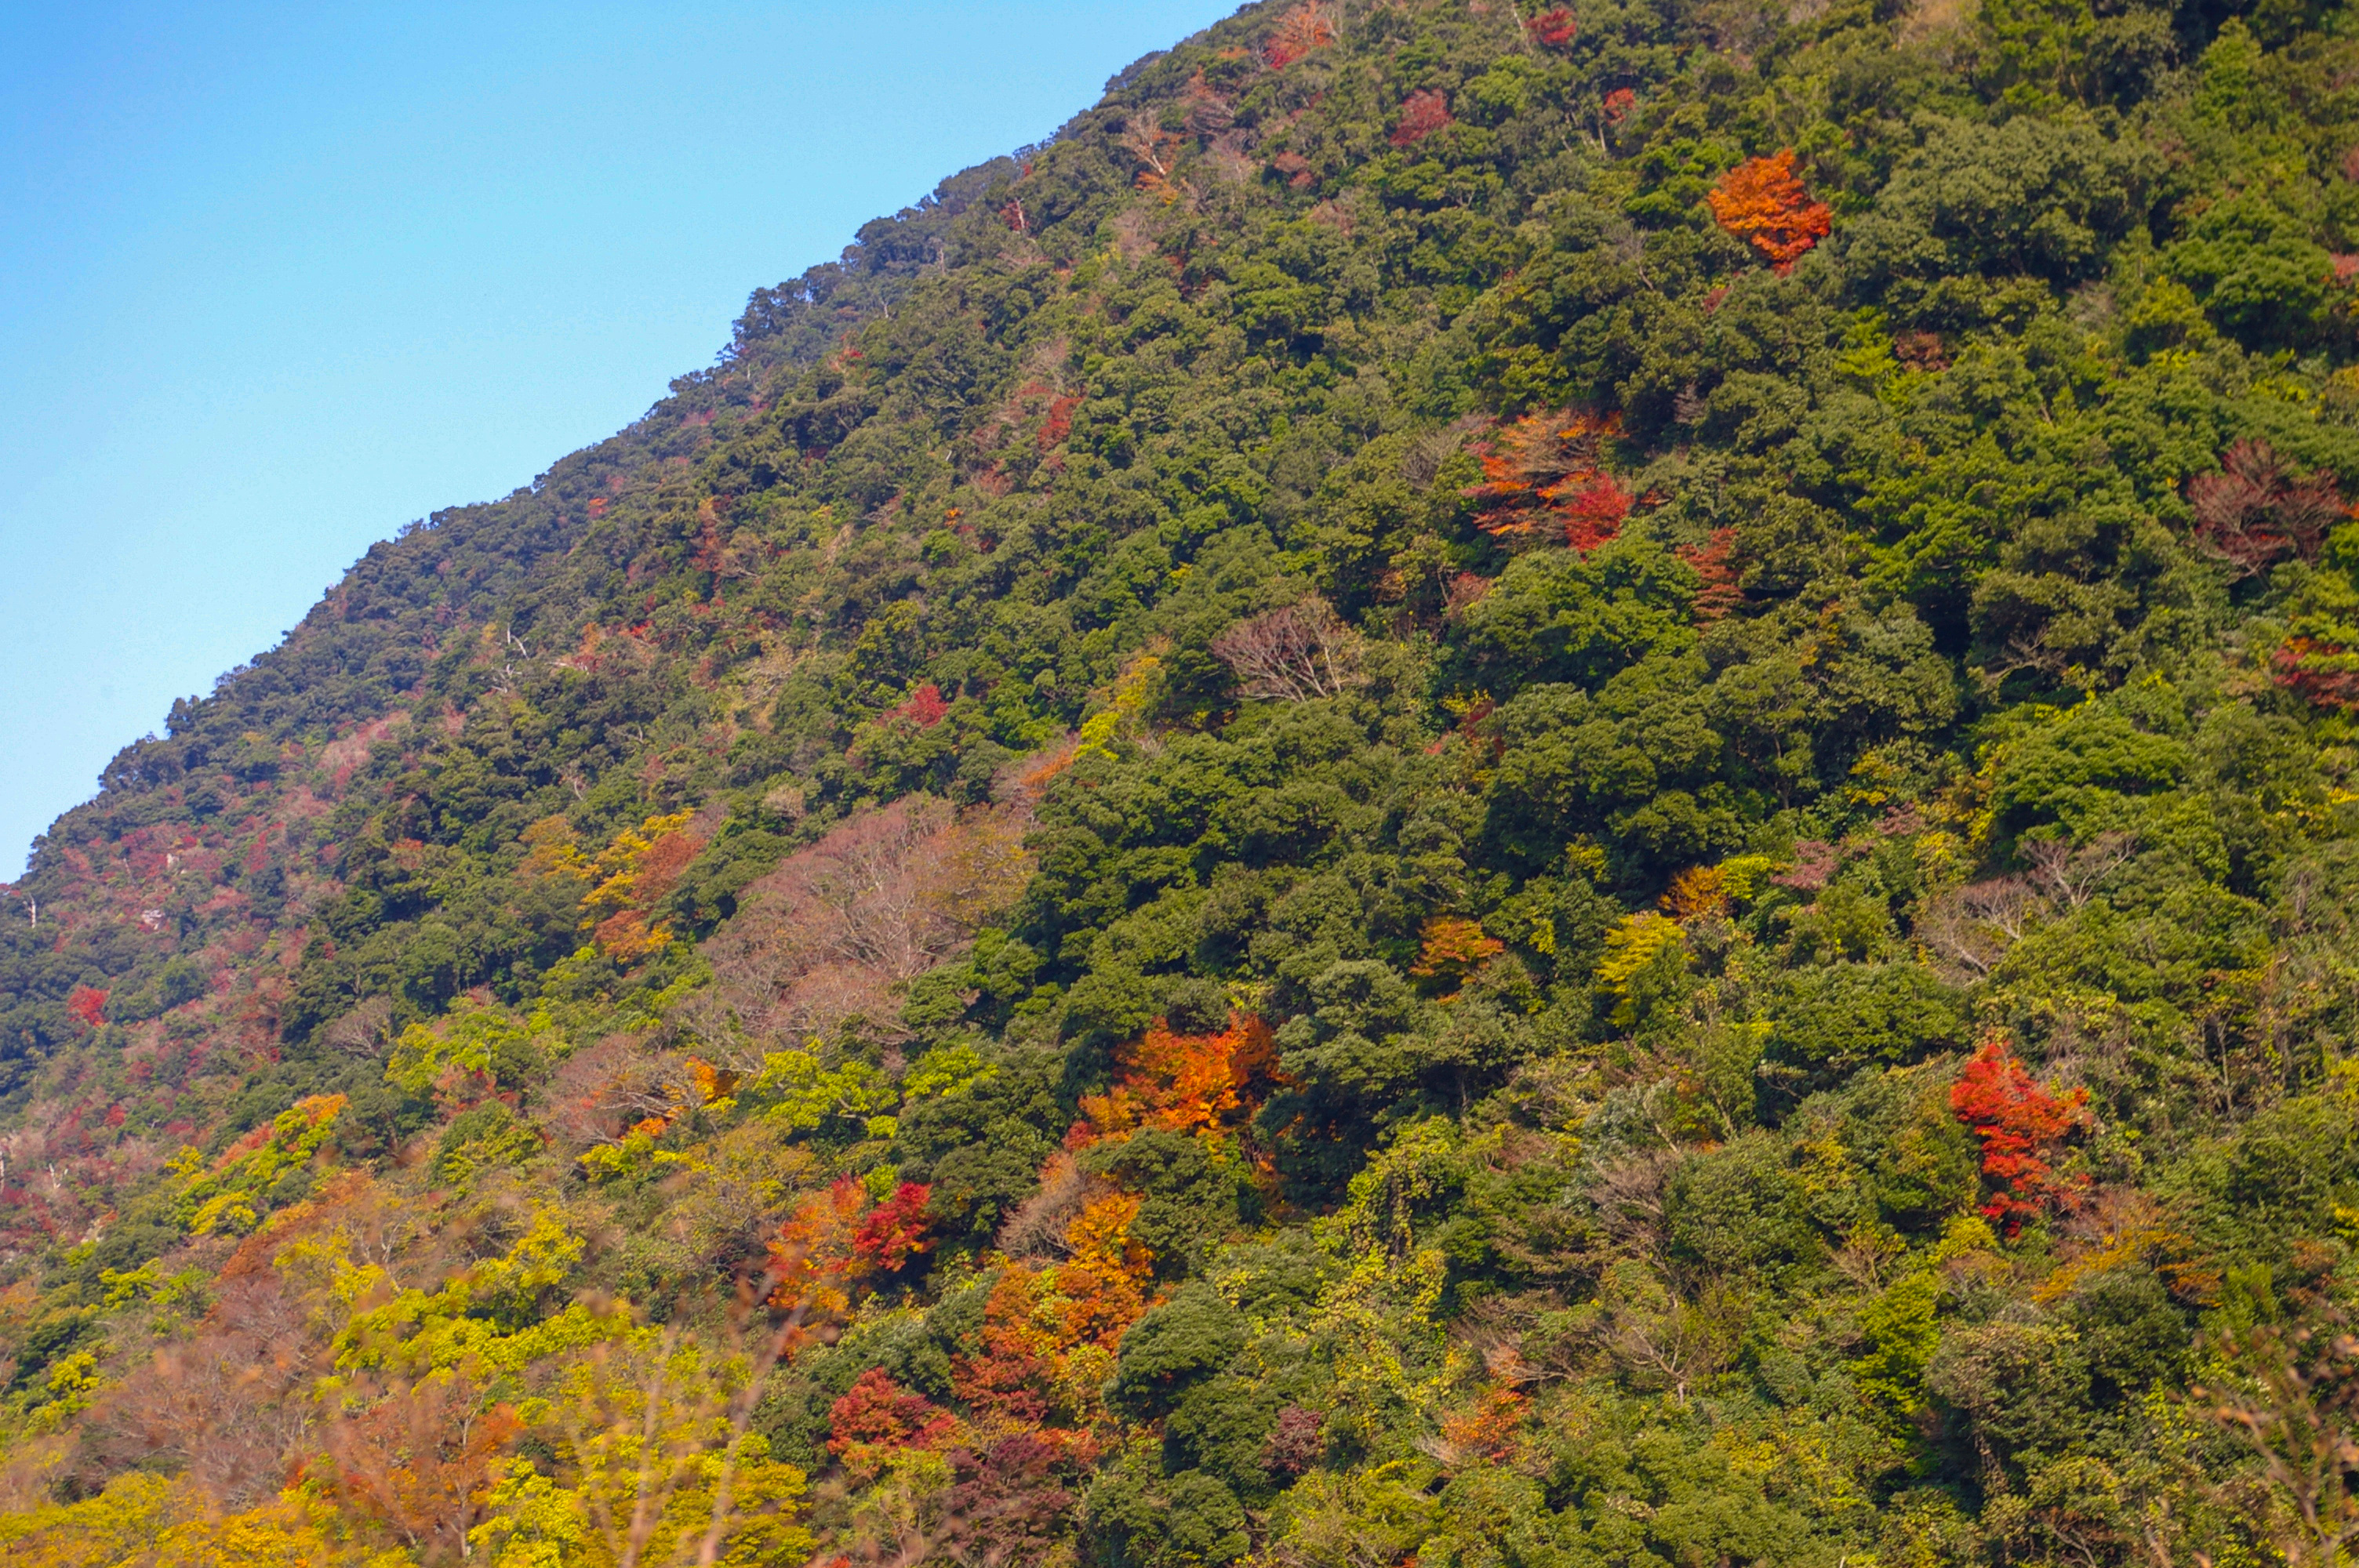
[469,1329,809,1568]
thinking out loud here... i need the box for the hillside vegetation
[9,0,2359,1560]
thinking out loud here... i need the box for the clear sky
[0,0,1235,878]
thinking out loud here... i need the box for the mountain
[6,0,2359,1559]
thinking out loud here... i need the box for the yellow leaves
[0,1472,401,1567]
[471,1334,811,1568]
[582,811,697,961]
[1077,648,1165,760]
[1595,912,1686,1022]
[178,1094,347,1236]
[334,1208,620,1379]
[519,814,590,884]
[1065,1190,1150,1285]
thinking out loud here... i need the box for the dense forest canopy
[9,0,2359,1559]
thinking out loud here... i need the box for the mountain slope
[8,0,2359,1561]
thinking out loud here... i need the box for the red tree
[829,1369,955,1457]
[886,683,951,728]
[1676,527,1743,621]
[1390,90,1452,148]
[1531,6,1579,46]
[2188,439,2343,578]
[851,1181,935,1272]
[1707,151,1834,272]
[1550,474,1635,551]
[66,985,107,1028]
[1950,1035,2090,1235]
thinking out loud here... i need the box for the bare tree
[700,795,1033,1050]
[1917,876,2047,981]
[2189,440,2343,579]
[2025,830,2139,910]
[1211,597,1365,702]
[2196,1312,2359,1566]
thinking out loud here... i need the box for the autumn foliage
[1265,1,1336,67]
[1707,150,1834,272]
[2189,438,2343,577]
[65,985,107,1028]
[1078,1012,1280,1142]
[1531,6,1579,46]
[851,1180,935,1272]
[1950,1035,2091,1235]
[1467,409,1634,548]
[1391,90,1452,147]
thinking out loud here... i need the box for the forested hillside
[8,0,2359,1559]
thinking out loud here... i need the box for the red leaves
[772,1178,937,1334]
[1390,90,1452,148]
[1951,1035,2090,1236]
[1551,474,1636,551]
[1707,150,1833,273]
[1531,6,1579,46]
[1602,87,1637,128]
[1676,527,1743,622]
[65,985,107,1028]
[2188,439,2343,578]
[2274,637,2359,710]
[1467,409,1632,548]
[851,1181,935,1272]
[885,683,951,728]
[1038,393,1081,449]
[829,1369,954,1457]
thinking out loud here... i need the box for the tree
[325,1365,522,1563]
[1707,151,1833,271]
[1950,1036,2089,1235]
[1210,600,1365,702]
[2189,439,2342,578]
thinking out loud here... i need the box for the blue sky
[0,0,1235,877]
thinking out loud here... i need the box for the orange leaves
[766,1180,936,1352]
[66,985,107,1028]
[325,1369,521,1559]
[1950,1035,2091,1236]
[1466,409,1633,550]
[1078,1013,1279,1142]
[1052,1192,1154,1348]
[1439,1386,1528,1463]
[1409,917,1503,989]
[1676,527,1743,622]
[1660,865,1731,921]
[766,1178,870,1344]
[1707,150,1833,273]
[1266,1,1336,67]
[582,811,700,963]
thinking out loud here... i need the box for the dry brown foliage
[1211,597,1365,702]
[700,795,1033,1049]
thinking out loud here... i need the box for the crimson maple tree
[1950,1035,2090,1235]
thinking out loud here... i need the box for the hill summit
[9,0,2359,1560]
